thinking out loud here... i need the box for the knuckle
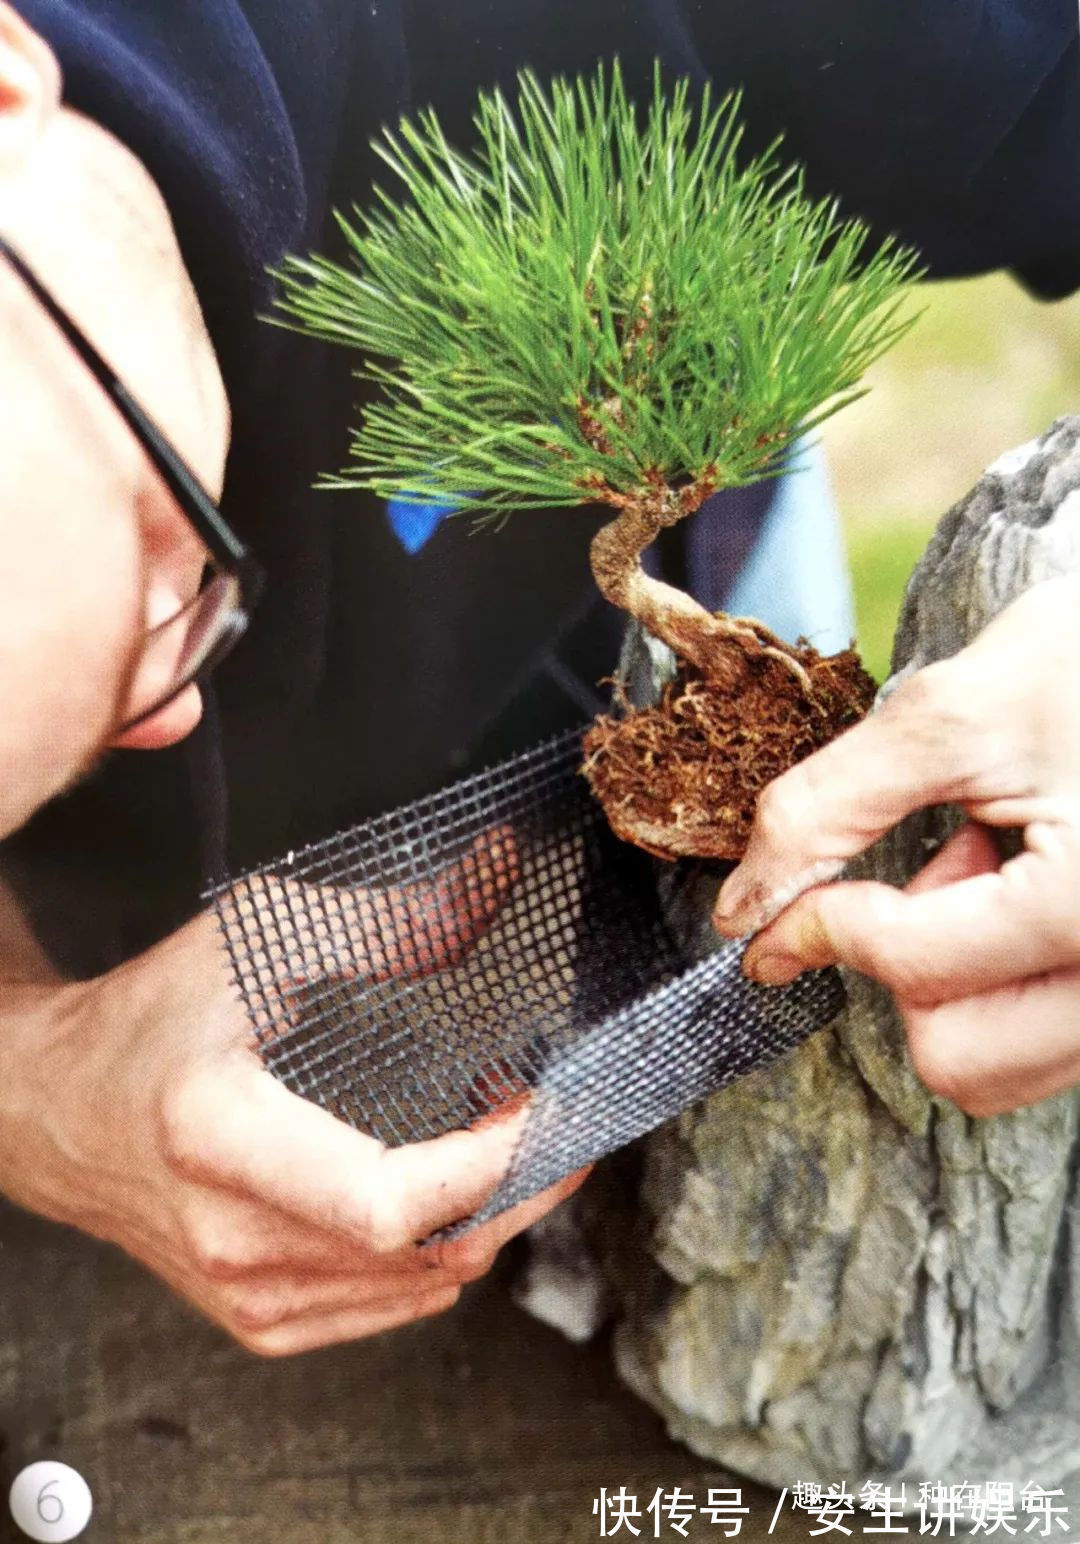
[357,1189,409,1256]
[754,774,809,853]
[905,1022,974,1111]
[158,1086,201,1178]
[883,956,938,1005]
[193,1242,247,1284]
[441,1238,497,1285]
[158,1077,217,1182]
[888,663,980,766]
[181,1216,252,1283]
[887,661,952,721]
[864,938,925,1006]
[234,1325,296,1359]
[225,1290,291,1337]
[416,1286,461,1321]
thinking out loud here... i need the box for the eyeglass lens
[121,570,246,729]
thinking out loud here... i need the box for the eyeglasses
[0,235,264,731]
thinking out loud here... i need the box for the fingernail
[713,907,744,938]
[715,872,776,937]
[743,947,803,986]
[714,879,749,936]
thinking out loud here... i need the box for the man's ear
[0,4,61,166]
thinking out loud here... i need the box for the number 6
[37,1479,64,1525]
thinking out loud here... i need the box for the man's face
[0,4,230,841]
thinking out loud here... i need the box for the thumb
[738,822,996,992]
[740,821,1080,1006]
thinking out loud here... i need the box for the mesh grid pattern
[211,730,844,1231]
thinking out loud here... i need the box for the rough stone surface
[519,416,1080,1495]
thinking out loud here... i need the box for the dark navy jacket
[9,0,1080,968]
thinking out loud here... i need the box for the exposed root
[721,614,815,694]
[583,645,876,861]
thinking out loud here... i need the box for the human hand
[0,836,585,1354]
[714,573,1080,1118]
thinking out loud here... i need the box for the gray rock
[520,416,1080,1500]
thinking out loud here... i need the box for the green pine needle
[273,60,923,518]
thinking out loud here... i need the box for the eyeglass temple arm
[0,235,254,575]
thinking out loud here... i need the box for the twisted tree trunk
[587,483,812,692]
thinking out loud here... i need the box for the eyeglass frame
[0,232,265,727]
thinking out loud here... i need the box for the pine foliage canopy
[274,61,921,519]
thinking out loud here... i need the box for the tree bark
[589,498,814,692]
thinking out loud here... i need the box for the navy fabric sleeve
[713,0,1080,293]
[975,40,1080,299]
[407,0,1080,293]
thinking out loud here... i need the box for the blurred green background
[819,274,1080,681]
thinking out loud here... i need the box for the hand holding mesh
[0,870,585,1356]
[213,732,845,1234]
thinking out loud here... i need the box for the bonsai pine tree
[274,62,920,860]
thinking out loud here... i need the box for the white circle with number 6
[8,1462,92,1542]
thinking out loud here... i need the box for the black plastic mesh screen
[210,729,844,1231]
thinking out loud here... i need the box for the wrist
[0,974,102,1226]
